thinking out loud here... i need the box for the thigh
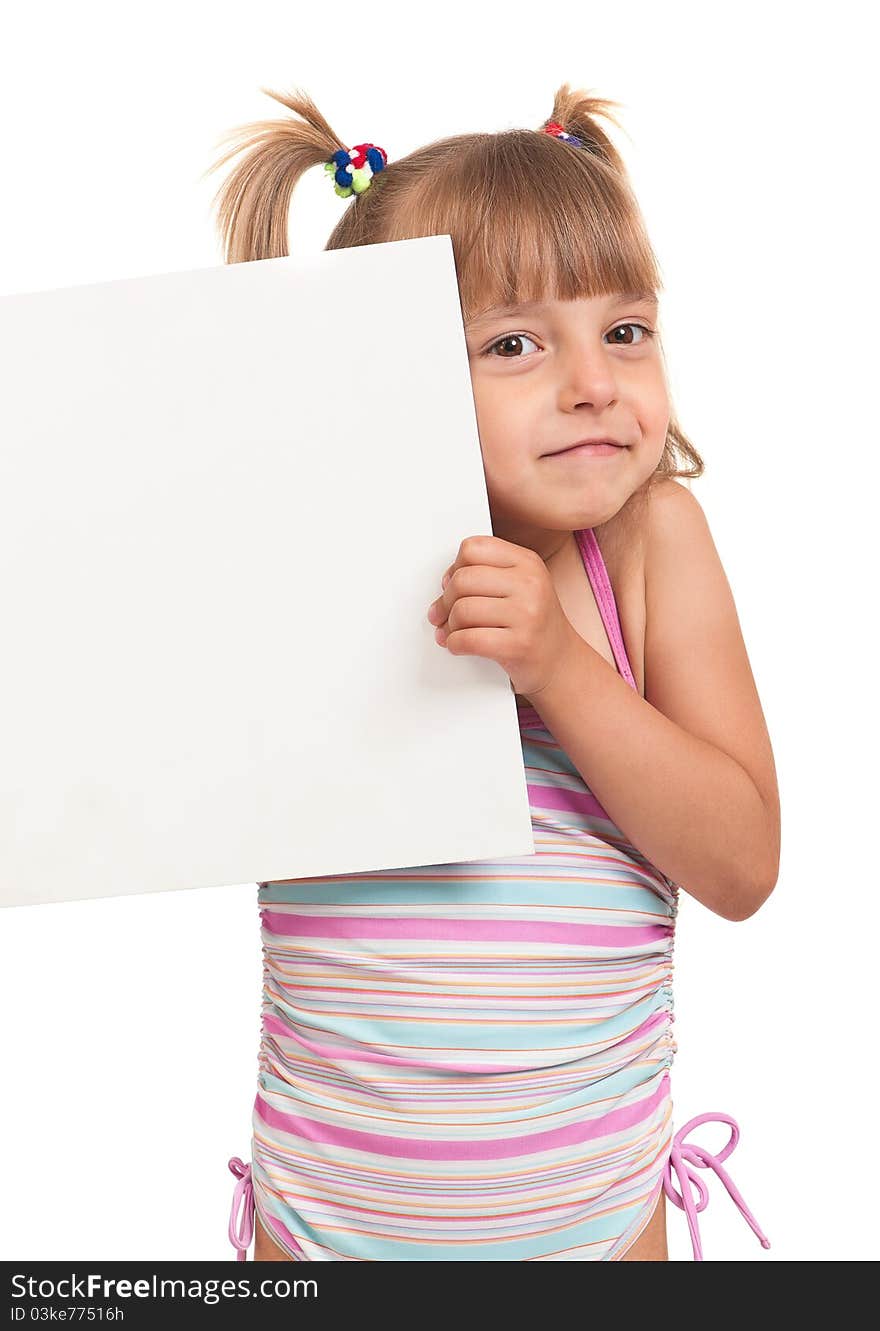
[618,1190,668,1261]
[254,1210,296,1262]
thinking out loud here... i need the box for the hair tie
[323,122,581,201]
[541,121,586,149]
[324,142,388,198]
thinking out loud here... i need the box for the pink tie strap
[227,1119,770,1262]
[662,1112,771,1260]
[227,1156,255,1261]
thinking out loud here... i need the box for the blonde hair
[205,82,703,484]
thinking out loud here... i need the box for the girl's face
[464,292,671,560]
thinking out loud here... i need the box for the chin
[568,487,633,530]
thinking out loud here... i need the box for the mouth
[543,440,628,458]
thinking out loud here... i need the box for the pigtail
[203,86,348,265]
[541,83,631,177]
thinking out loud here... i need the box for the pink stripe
[525,780,612,820]
[518,704,543,728]
[261,1209,307,1259]
[255,1072,669,1160]
[261,909,670,947]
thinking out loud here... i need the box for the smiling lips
[546,441,626,458]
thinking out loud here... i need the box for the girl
[212,83,780,1262]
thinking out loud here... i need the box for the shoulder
[641,475,730,672]
[595,474,710,599]
[593,473,706,566]
[641,476,724,614]
[644,475,710,550]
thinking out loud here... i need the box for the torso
[254,493,666,1267]
[513,493,648,709]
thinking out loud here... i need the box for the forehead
[467,290,658,326]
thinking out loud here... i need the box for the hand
[426,534,581,698]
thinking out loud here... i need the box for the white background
[1,0,876,1262]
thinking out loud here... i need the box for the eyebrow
[467,291,659,326]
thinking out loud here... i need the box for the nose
[557,340,618,411]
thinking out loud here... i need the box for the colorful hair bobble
[541,121,586,149]
[322,121,580,202]
[324,142,388,198]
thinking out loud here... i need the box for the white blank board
[0,235,534,908]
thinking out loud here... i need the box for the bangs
[362,129,662,325]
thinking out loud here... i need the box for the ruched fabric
[226,528,770,1261]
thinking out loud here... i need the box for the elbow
[722,797,781,922]
[722,852,780,923]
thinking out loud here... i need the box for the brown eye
[608,323,656,345]
[483,333,540,359]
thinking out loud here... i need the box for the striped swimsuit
[226,527,771,1261]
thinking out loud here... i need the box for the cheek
[646,403,669,439]
[474,402,530,466]
[646,379,671,427]
[637,427,670,478]
[473,384,510,432]
[636,389,670,445]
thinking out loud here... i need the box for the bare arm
[526,479,781,921]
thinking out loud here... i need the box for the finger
[454,534,526,567]
[443,535,525,586]
[442,625,514,658]
[442,593,514,636]
[430,567,517,627]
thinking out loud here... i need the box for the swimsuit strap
[575,527,638,691]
